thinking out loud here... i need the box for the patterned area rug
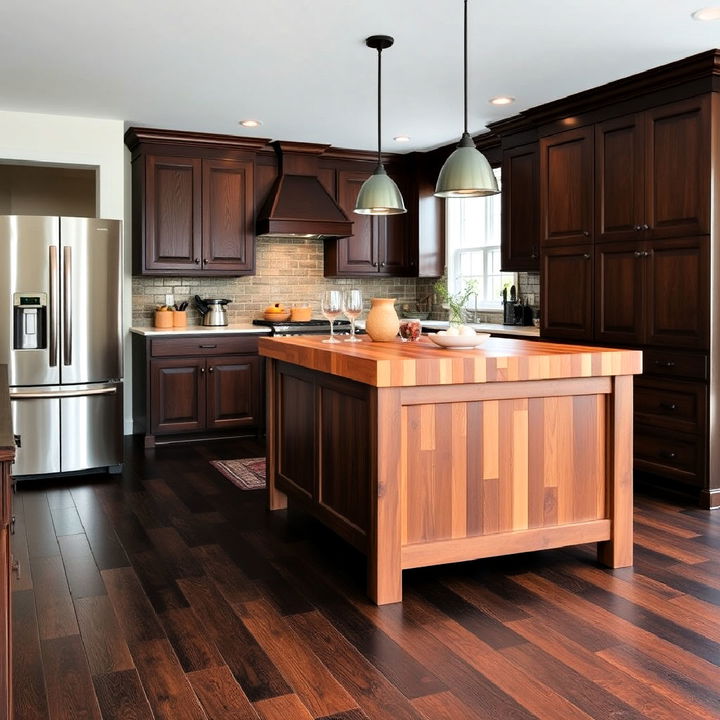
[210,457,266,490]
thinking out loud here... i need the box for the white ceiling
[1,0,718,153]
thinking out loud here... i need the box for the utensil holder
[173,310,187,327]
[154,310,173,328]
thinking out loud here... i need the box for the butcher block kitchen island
[259,335,642,605]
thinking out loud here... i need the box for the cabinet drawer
[151,336,259,357]
[642,350,707,381]
[634,379,706,434]
[634,427,704,486]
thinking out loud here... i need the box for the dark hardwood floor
[11,436,720,720]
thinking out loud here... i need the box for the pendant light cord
[377,45,383,167]
[463,0,468,135]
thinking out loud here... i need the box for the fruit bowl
[263,310,291,322]
[428,332,491,349]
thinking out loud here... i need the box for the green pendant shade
[355,164,407,215]
[435,132,499,198]
[355,35,407,216]
[435,0,499,198]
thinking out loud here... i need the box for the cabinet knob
[11,558,21,580]
[634,250,643,257]
[582,231,590,237]
[10,515,15,535]
[660,451,677,461]
[642,224,649,231]
[654,360,675,368]
[372,262,378,267]
[203,258,208,265]
[209,366,214,373]
[583,253,591,259]
[200,367,205,374]
[634,225,641,231]
[659,402,677,411]
[194,258,200,264]
[643,250,649,257]
[380,262,386,268]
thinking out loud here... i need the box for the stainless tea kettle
[195,296,231,326]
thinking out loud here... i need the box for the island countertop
[258,335,642,388]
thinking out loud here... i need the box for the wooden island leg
[598,375,633,568]
[368,389,402,604]
[266,359,287,511]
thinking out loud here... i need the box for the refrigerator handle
[63,246,72,366]
[49,245,59,367]
[10,386,117,400]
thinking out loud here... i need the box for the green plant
[434,278,478,325]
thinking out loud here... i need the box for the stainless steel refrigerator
[0,216,123,477]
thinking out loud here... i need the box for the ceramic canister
[365,297,400,342]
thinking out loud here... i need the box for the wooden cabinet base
[263,340,639,605]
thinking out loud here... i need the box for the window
[445,168,514,310]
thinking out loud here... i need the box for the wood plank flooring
[11,436,720,719]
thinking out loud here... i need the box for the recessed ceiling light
[692,7,720,20]
[489,96,516,106]
[393,135,411,143]
[239,119,263,128]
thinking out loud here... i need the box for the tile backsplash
[132,236,541,326]
[132,236,421,326]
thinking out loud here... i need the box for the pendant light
[355,35,407,215]
[435,0,499,198]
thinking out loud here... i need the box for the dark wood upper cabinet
[645,236,709,349]
[331,170,379,274]
[144,155,202,272]
[540,245,593,340]
[325,168,409,277]
[595,115,645,243]
[645,96,710,239]
[594,241,645,345]
[126,128,266,277]
[201,158,254,273]
[501,143,539,271]
[539,126,594,247]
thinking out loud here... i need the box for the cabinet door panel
[278,372,315,499]
[501,143,539,271]
[150,358,205,435]
[334,171,379,274]
[645,96,710,239]
[540,245,593,340]
[594,241,645,345]
[540,127,594,246]
[206,356,261,430]
[145,155,202,272]
[645,236,709,349]
[202,159,255,273]
[595,115,645,242]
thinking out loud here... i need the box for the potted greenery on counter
[434,278,478,327]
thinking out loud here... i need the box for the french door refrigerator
[0,216,123,477]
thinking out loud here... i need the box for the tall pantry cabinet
[489,50,720,507]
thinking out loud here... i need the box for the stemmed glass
[320,289,343,343]
[343,289,363,342]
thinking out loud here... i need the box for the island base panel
[266,360,634,604]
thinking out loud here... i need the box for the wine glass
[320,289,343,343]
[343,289,363,342]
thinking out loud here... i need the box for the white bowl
[428,332,491,349]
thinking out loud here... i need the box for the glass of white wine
[320,289,343,343]
[343,289,363,342]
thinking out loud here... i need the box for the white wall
[0,111,133,433]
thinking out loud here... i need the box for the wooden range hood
[256,141,353,239]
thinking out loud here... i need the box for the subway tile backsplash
[132,236,540,326]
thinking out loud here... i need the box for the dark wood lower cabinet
[133,333,264,446]
[1,367,15,720]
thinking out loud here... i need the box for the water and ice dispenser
[13,292,47,350]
